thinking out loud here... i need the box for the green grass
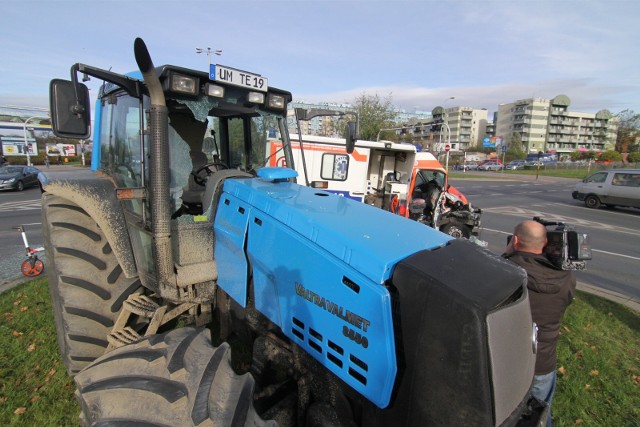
[554,292,640,426]
[0,278,79,426]
[450,168,592,180]
[1,280,638,425]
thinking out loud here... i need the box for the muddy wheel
[584,195,601,209]
[74,327,274,427]
[42,193,142,375]
[440,223,472,239]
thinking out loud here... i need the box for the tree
[350,93,397,141]
[598,150,622,162]
[628,152,640,163]
[614,109,640,153]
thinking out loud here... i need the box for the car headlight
[7,178,15,183]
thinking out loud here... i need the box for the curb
[577,282,640,313]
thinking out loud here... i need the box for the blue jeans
[531,370,557,427]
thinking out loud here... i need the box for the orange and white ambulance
[267,135,482,238]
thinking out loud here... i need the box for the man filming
[503,220,576,427]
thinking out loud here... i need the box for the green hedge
[2,155,82,166]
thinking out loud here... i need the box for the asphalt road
[1,168,639,304]
[450,171,640,301]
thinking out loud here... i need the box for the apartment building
[288,101,432,138]
[496,95,617,159]
[403,106,488,153]
[287,101,353,136]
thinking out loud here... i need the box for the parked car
[505,160,526,170]
[458,161,478,171]
[478,161,503,171]
[0,165,41,191]
[572,169,640,209]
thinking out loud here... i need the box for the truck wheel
[74,327,274,427]
[584,195,601,209]
[42,193,142,375]
[440,223,471,239]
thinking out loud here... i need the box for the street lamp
[22,116,42,167]
[195,47,222,65]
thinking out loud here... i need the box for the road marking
[591,249,640,261]
[0,200,41,212]
[482,227,640,261]
[481,206,640,236]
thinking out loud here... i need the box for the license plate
[210,65,268,92]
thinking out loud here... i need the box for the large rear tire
[74,327,274,427]
[42,193,142,375]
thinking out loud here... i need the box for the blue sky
[1,0,639,118]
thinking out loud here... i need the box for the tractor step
[123,294,160,318]
[106,294,198,351]
[107,327,142,347]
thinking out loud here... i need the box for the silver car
[478,161,503,171]
[505,160,526,170]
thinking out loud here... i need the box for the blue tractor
[41,38,545,426]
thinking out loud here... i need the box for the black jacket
[505,252,576,375]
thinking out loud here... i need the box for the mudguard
[38,170,137,277]
[214,168,452,409]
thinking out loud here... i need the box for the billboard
[0,136,38,156]
[482,136,504,148]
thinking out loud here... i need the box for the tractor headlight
[165,72,199,96]
[205,83,225,98]
[247,91,265,104]
[267,93,286,110]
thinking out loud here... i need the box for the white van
[572,169,640,209]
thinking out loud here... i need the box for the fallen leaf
[563,326,571,333]
[30,395,40,403]
[14,407,27,415]
[607,312,613,316]
[20,306,29,312]
[0,397,7,403]
[48,368,56,376]
[14,300,21,306]
[585,323,591,329]
[584,383,591,389]
[632,375,640,385]
[590,370,599,376]
[590,346,597,351]
[575,419,584,425]
[558,366,567,375]
[27,344,36,352]
[12,330,23,337]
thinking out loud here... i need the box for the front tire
[16,180,24,191]
[42,193,142,375]
[584,195,601,209]
[74,327,274,427]
[440,223,472,239]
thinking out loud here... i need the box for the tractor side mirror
[50,79,91,139]
[345,121,357,154]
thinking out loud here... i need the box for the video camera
[533,217,591,270]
